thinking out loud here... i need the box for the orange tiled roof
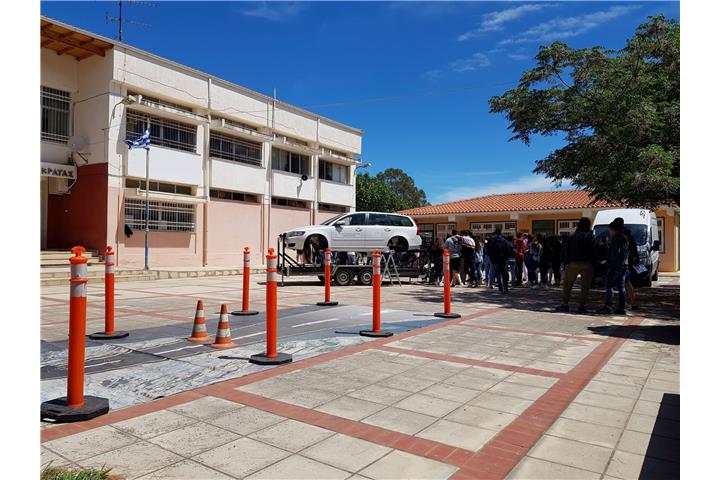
[399,190,624,216]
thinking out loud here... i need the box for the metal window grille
[41,86,70,143]
[271,197,308,209]
[126,110,197,152]
[557,220,580,236]
[124,199,195,232]
[209,132,262,166]
[272,148,309,175]
[210,189,259,203]
[318,203,348,213]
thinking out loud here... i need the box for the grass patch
[41,464,114,480]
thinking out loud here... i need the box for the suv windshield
[593,224,648,245]
[321,214,344,226]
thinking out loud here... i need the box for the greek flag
[125,129,150,150]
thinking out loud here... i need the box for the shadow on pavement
[587,325,680,345]
[639,393,680,479]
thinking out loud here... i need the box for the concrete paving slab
[194,437,290,478]
[208,406,285,436]
[358,450,457,480]
[148,422,240,457]
[301,434,393,473]
[248,419,335,452]
[44,425,137,462]
[527,435,614,474]
[137,459,235,479]
[417,419,496,451]
[246,454,352,479]
[361,407,437,436]
[80,441,183,479]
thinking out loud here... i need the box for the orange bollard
[210,304,237,349]
[317,248,339,306]
[232,247,259,316]
[187,300,211,342]
[360,250,393,337]
[249,248,292,365]
[435,248,461,319]
[41,246,109,423]
[90,246,129,339]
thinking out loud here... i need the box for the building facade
[400,190,680,273]
[40,17,361,267]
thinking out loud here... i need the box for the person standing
[599,220,629,314]
[473,237,484,286]
[507,235,518,287]
[549,235,563,286]
[556,218,596,314]
[525,236,542,288]
[486,228,511,293]
[513,232,526,286]
[538,234,552,288]
[460,230,477,287]
[445,232,462,287]
[483,238,494,288]
[615,217,640,310]
[430,237,444,285]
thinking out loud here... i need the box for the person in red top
[513,233,527,286]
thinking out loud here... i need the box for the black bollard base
[316,301,339,307]
[41,396,109,423]
[434,312,462,318]
[359,329,394,338]
[231,310,259,316]
[89,331,129,340]
[249,352,293,365]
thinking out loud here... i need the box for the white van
[592,209,661,287]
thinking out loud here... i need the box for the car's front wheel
[303,235,328,265]
[388,236,408,252]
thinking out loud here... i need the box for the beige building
[400,190,679,272]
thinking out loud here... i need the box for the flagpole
[144,122,150,271]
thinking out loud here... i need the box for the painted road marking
[87,359,123,368]
[292,318,340,328]
[234,332,265,339]
[153,344,205,355]
[359,310,394,316]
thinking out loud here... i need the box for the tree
[489,15,679,207]
[377,168,429,208]
[355,173,407,212]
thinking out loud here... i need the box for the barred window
[209,132,262,166]
[126,111,197,152]
[125,179,193,196]
[41,86,70,143]
[124,199,195,232]
[318,203,348,213]
[319,160,349,184]
[272,148,309,175]
[210,189,259,203]
[272,197,308,209]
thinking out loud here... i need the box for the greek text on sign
[41,162,76,179]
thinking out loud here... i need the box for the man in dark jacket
[600,220,629,314]
[486,228,511,293]
[556,217,595,313]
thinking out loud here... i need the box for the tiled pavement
[41,275,679,479]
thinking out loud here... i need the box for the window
[532,220,555,237]
[341,213,367,226]
[368,213,393,226]
[388,215,414,227]
[657,217,665,253]
[319,160,349,184]
[470,221,517,239]
[272,149,309,175]
[557,219,580,236]
[209,132,262,166]
[125,179,193,196]
[126,111,197,152]
[318,203,348,213]
[418,223,434,234]
[271,197,308,208]
[41,86,70,143]
[124,199,195,232]
[210,189,259,203]
[435,223,456,241]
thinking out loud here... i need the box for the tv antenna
[106,1,153,42]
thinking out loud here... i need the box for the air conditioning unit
[48,177,70,194]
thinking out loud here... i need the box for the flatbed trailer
[276,234,430,286]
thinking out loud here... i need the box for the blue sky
[41,1,679,204]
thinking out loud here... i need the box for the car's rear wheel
[303,235,328,265]
[388,236,408,252]
[334,268,354,286]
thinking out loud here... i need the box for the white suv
[283,211,422,257]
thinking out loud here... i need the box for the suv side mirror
[334,221,345,227]
[651,240,661,251]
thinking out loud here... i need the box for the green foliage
[356,168,429,212]
[41,464,112,480]
[376,168,429,208]
[489,15,679,207]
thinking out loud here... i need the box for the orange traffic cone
[210,304,237,349]
[187,300,211,342]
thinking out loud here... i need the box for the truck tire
[357,268,373,286]
[334,268,354,286]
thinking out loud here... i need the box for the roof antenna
[106,0,153,42]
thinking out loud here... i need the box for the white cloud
[449,52,491,73]
[432,175,561,203]
[458,3,555,41]
[507,52,531,61]
[241,2,305,21]
[500,5,639,45]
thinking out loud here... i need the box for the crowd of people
[428,217,641,314]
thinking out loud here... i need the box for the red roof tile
[399,190,624,216]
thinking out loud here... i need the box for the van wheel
[357,268,373,286]
[334,268,354,286]
[388,236,408,252]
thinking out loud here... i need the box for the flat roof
[40,16,362,135]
